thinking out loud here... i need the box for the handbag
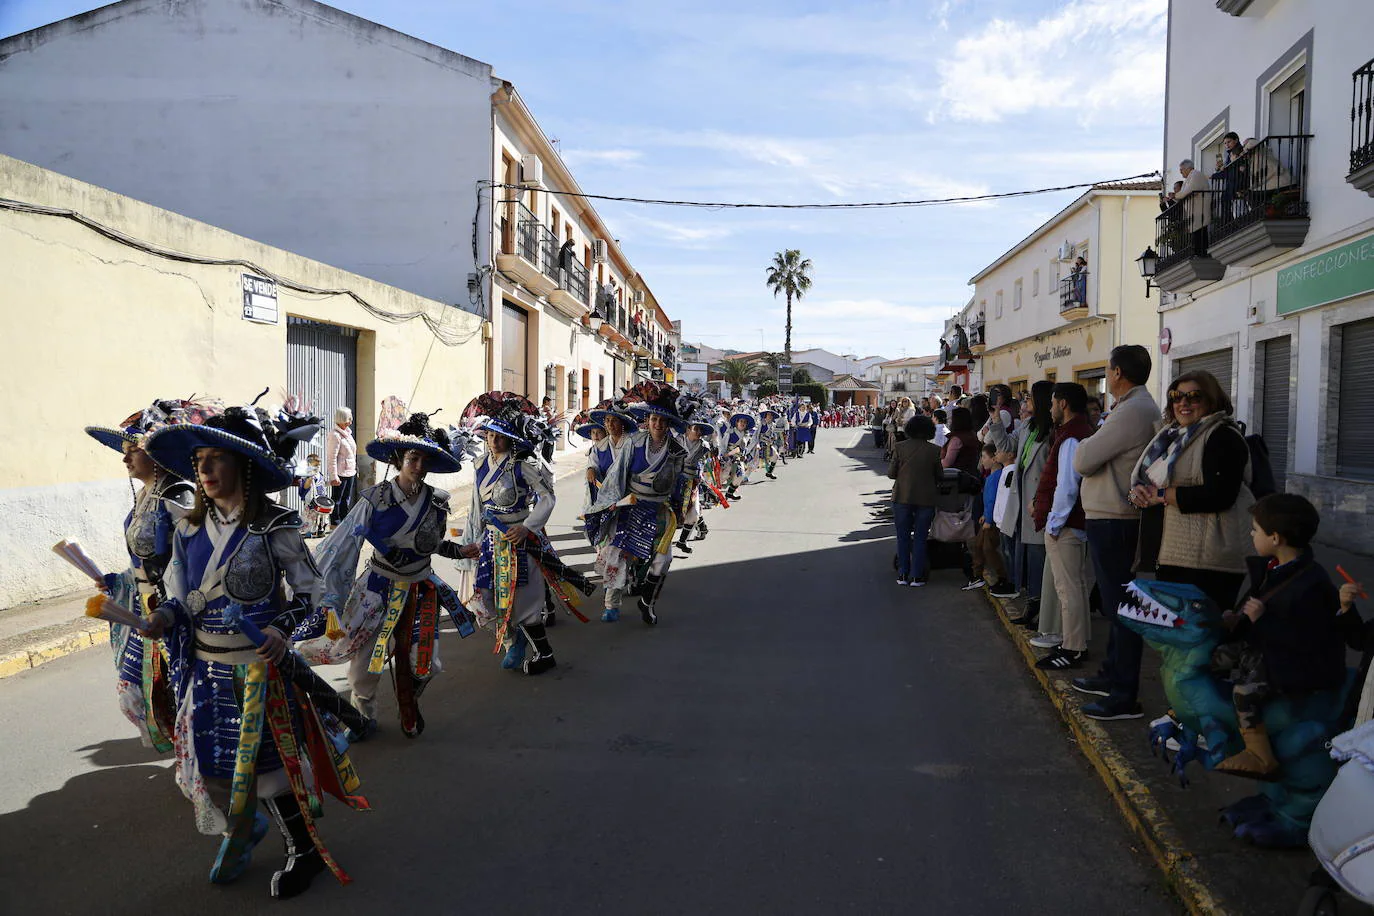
[930,498,976,543]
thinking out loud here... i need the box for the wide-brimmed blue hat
[85,398,222,456]
[730,412,757,431]
[759,406,781,421]
[626,381,687,433]
[145,406,297,492]
[589,397,639,433]
[366,412,464,474]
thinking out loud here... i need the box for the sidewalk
[985,542,1369,915]
[0,444,592,679]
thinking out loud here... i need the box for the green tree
[717,358,765,399]
[765,249,814,363]
[756,380,780,398]
[792,367,814,385]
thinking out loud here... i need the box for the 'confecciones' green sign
[1277,234,1374,315]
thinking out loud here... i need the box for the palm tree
[765,249,813,363]
[717,358,764,399]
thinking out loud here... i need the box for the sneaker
[909,579,927,588]
[523,653,557,676]
[1034,648,1085,670]
[1028,632,1063,649]
[961,579,986,591]
[1071,676,1111,697]
[989,584,1018,599]
[1081,698,1145,720]
[896,578,910,586]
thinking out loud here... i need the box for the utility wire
[0,196,484,347]
[486,171,1161,211]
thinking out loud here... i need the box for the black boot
[521,623,557,675]
[638,574,666,626]
[694,520,709,541]
[264,794,325,900]
[676,526,694,553]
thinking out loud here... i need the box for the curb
[0,455,592,681]
[983,590,1230,916]
[0,618,110,679]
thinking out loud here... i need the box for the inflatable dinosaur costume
[1117,579,1355,848]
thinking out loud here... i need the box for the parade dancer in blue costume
[144,405,367,900]
[299,411,478,737]
[792,400,818,456]
[454,392,585,675]
[588,382,688,625]
[582,397,639,540]
[85,399,211,749]
[674,396,718,555]
[758,406,783,480]
[720,410,757,500]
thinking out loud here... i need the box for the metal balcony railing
[1155,191,1215,272]
[515,205,540,264]
[565,259,589,305]
[538,226,561,280]
[1352,59,1374,174]
[1209,135,1311,242]
[1059,270,1090,313]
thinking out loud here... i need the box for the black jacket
[1228,549,1366,692]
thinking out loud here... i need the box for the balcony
[1215,0,1254,14]
[496,205,557,297]
[1208,135,1312,266]
[1058,271,1091,320]
[548,256,591,317]
[1153,191,1226,293]
[891,382,908,393]
[1350,59,1374,196]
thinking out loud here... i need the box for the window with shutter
[1175,349,1233,394]
[1337,319,1374,479]
[1258,337,1291,489]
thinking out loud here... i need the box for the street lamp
[1136,247,1159,298]
[587,307,605,332]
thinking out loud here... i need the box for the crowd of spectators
[880,345,1368,746]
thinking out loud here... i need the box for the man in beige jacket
[1070,345,1160,720]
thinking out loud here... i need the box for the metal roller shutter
[286,318,359,511]
[1175,349,1233,393]
[1338,319,1374,479]
[1258,337,1291,490]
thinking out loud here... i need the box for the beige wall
[0,155,485,607]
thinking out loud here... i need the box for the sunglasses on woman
[1168,390,1206,404]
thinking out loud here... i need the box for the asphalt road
[0,429,1178,915]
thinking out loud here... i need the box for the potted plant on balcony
[1266,189,1301,219]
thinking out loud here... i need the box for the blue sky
[1,0,1167,360]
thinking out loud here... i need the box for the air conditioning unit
[592,239,608,263]
[519,154,544,188]
[1057,242,1076,262]
[633,289,645,306]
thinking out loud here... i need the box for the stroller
[891,468,982,574]
[1301,651,1374,914]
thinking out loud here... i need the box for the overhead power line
[490,171,1161,210]
[0,196,483,347]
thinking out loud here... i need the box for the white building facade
[1158,0,1374,550]
[973,183,1163,401]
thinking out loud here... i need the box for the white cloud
[934,0,1167,124]
[559,148,643,166]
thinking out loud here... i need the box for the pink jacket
[326,425,357,479]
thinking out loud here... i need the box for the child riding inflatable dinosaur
[1117,579,1356,848]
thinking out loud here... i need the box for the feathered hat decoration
[365,410,465,474]
[588,396,640,433]
[462,391,548,460]
[85,397,223,477]
[625,380,687,432]
[143,401,297,492]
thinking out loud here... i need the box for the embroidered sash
[265,670,351,886]
[226,662,268,821]
[366,583,410,674]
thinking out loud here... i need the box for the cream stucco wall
[0,155,485,608]
[975,190,1162,397]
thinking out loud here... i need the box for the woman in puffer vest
[1128,370,1254,610]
